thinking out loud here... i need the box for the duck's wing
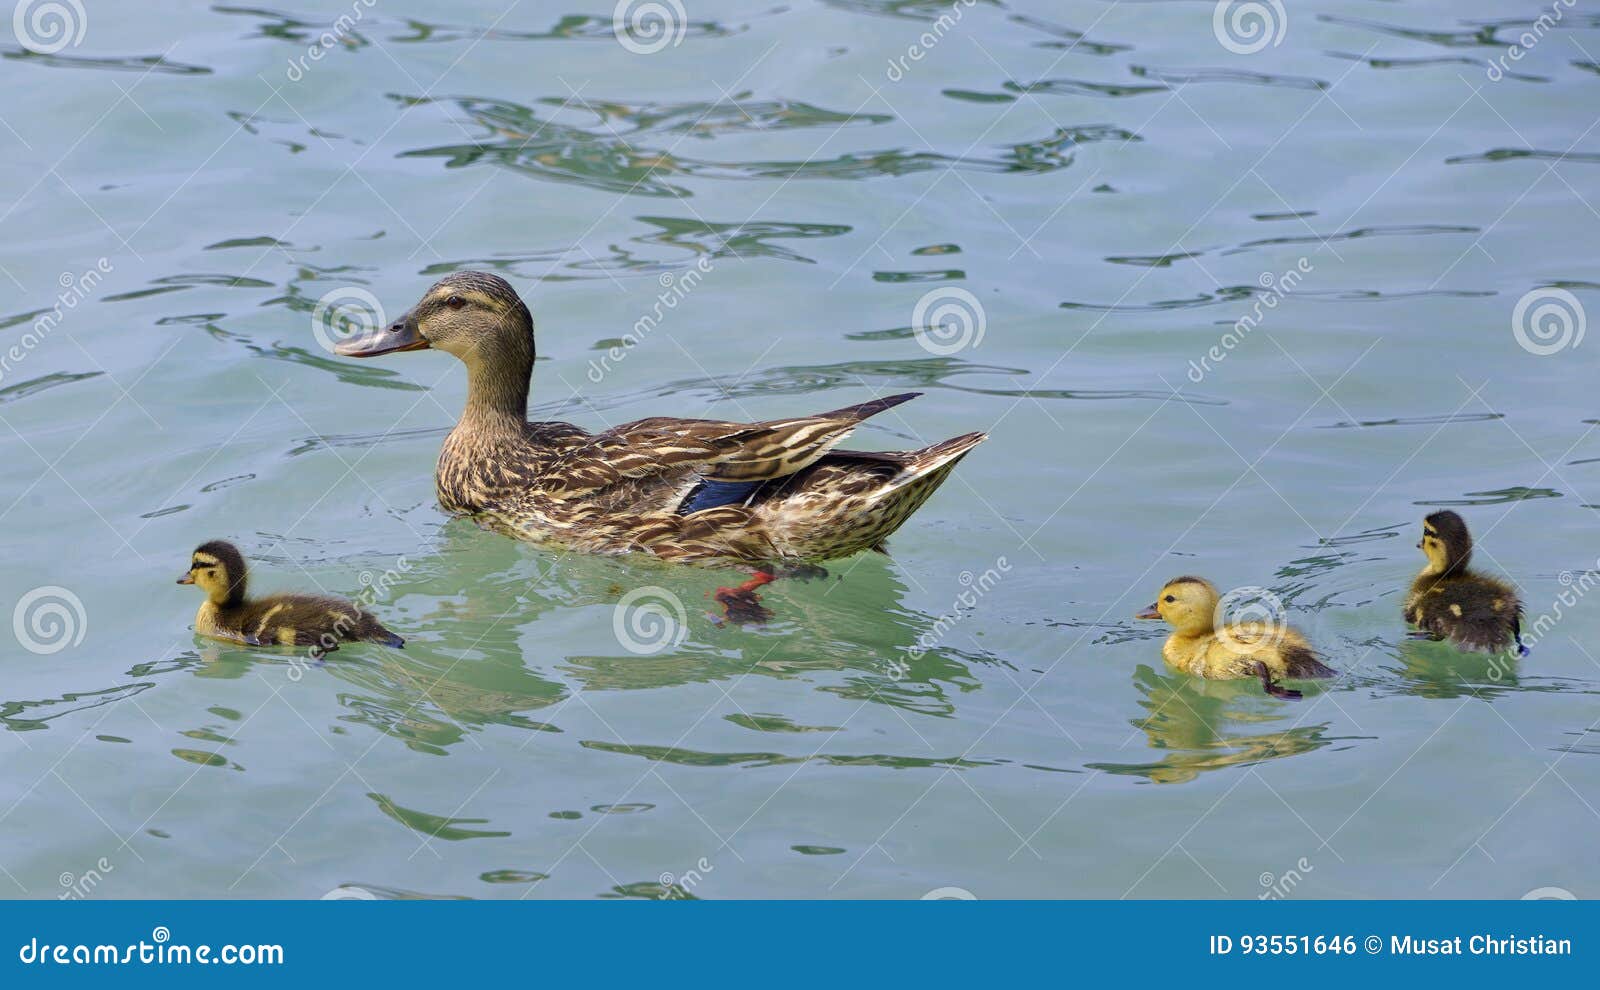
[540,392,922,498]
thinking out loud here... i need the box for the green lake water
[1,0,1597,899]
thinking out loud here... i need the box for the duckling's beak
[1135,603,1161,620]
[176,572,194,585]
[336,309,428,358]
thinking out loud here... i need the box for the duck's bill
[176,573,194,585]
[1134,604,1160,619]
[335,311,428,357]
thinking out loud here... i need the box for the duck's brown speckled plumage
[1404,511,1524,653]
[341,272,985,563]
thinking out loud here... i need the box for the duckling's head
[177,540,248,606]
[1135,576,1218,636]
[1418,510,1472,576]
[335,271,533,367]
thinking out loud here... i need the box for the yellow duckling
[177,540,404,656]
[1404,510,1524,654]
[1135,576,1334,699]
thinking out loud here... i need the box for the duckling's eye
[1163,595,1175,603]
[445,295,466,310]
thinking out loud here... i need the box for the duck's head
[336,271,533,365]
[1135,576,1218,636]
[1418,510,1472,576]
[177,539,248,606]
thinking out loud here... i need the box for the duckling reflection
[1085,666,1346,785]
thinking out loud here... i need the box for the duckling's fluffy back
[1406,572,1522,653]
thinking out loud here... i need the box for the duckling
[1135,576,1334,699]
[177,541,404,656]
[1404,510,1524,654]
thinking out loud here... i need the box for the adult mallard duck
[1135,576,1334,699]
[336,272,985,580]
[1404,510,1525,654]
[177,540,404,656]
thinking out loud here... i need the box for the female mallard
[1404,510,1525,654]
[177,540,404,656]
[335,272,985,572]
[1135,576,1334,699]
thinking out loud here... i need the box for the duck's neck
[209,576,246,609]
[458,324,534,441]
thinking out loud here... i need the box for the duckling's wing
[542,393,923,497]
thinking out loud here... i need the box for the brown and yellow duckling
[1404,510,1524,654]
[177,540,404,656]
[1135,576,1334,699]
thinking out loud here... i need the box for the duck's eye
[1163,595,1175,603]
[445,295,466,310]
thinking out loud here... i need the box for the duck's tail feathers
[815,391,922,423]
[902,431,987,477]
[1284,644,1336,679]
[371,626,405,649]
